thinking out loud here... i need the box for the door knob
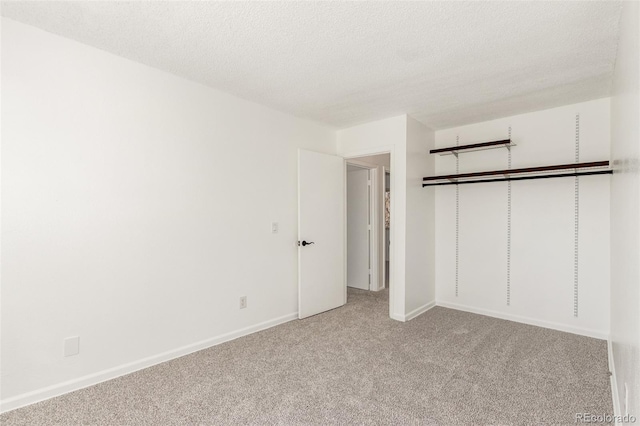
[299,240,315,247]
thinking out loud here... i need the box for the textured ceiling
[1,1,623,129]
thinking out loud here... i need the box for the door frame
[345,161,380,292]
[382,167,390,291]
[343,147,395,319]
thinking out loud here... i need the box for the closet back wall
[434,98,610,338]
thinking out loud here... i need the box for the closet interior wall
[433,98,611,338]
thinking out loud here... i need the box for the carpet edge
[435,300,609,340]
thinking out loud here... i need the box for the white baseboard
[435,300,609,340]
[390,312,405,322]
[0,312,298,414]
[404,300,436,321]
[608,339,622,422]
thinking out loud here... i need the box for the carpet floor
[1,289,612,425]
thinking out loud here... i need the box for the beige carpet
[1,289,612,425]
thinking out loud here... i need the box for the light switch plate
[271,222,279,234]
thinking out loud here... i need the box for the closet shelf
[422,161,611,187]
[430,139,514,155]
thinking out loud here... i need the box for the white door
[298,149,345,319]
[347,168,370,290]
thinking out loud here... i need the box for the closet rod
[430,139,511,154]
[422,160,609,182]
[422,169,612,187]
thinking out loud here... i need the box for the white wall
[0,18,337,411]
[609,0,640,418]
[338,116,436,321]
[434,98,611,339]
[405,117,436,318]
[354,154,391,170]
[337,116,407,320]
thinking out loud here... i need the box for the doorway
[345,153,391,296]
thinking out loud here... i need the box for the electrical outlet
[64,336,79,357]
[239,296,247,309]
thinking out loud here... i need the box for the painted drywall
[434,98,611,339]
[405,117,436,319]
[347,168,370,290]
[354,154,391,171]
[0,18,337,411]
[338,116,436,321]
[609,0,640,418]
[337,116,407,320]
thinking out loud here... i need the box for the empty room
[1,1,639,425]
